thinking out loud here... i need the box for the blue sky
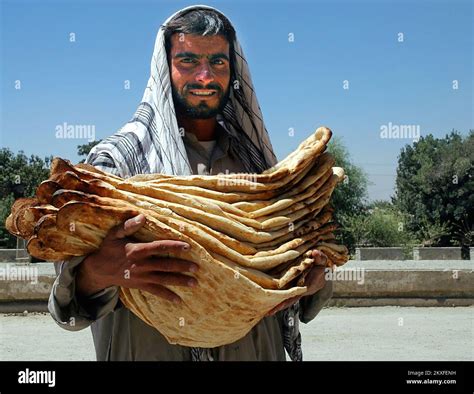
[1,0,472,201]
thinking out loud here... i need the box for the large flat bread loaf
[5,126,349,347]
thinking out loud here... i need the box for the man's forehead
[170,34,229,55]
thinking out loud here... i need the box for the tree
[394,130,473,255]
[327,137,369,252]
[77,140,102,163]
[346,202,414,247]
[0,149,52,247]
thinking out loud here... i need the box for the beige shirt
[48,126,333,361]
[183,125,244,176]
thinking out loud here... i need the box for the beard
[172,82,230,119]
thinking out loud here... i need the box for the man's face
[169,34,231,119]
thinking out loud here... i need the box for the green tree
[394,130,473,254]
[345,203,415,248]
[327,137,369,252]
[0,149,52,247]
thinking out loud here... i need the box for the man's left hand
[265,250,328,316]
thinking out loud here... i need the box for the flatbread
[5,126,349,347]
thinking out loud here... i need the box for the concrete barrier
[0,261,472,311]
[0,263,55,302]
[332,270,473,298]
[355,247,405,260]
[0,250,18,262]
[329,260,473,307]
[0,249,30,262]
[413,247,462,260]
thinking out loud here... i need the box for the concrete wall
[356,247,405,260]
[0,249,30,262]
[3,247,471,262]
[332,269,473,298]
[0,263,54,302]
[0,262,473,311]
[0,250,18,262]
[413,247,462,260]
[355,247,468,260]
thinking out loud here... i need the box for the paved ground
[300,306,473,361]
[0,306,472,361]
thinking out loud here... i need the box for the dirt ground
[0,306,472,361]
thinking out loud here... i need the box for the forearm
[49,257,119,331]
[76,255,109,298]
[299,279,333,323]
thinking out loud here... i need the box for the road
[0,306,472,361]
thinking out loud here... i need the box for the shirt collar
[182,115,231,156]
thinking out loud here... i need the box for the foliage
[0,149,52,247]
[394,130,473,251]
[327,137,369,252]
[344,204,415,248]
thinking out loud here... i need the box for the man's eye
[212,59,224,65]
[181,58,196,64]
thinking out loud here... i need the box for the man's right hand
[76,214,198,304]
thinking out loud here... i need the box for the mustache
[185,83,222,92]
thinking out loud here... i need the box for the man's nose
[195,62,214,85]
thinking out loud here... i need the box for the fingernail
[173,297,181,304]
[134,215,143,224]
[188,278,197,287]
[182,243,190,250]
[189,265,198,273]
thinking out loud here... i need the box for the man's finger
[312,249,328,266]
[304,265,327,294]
[266,296,301,316]
[147,257,199,273]
[125,240,191,261]
[307,265,326,280]
[140,283,182,304]
[267,302,292,316]
[147,272,198,288]
[108,214,146,240]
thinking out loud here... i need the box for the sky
[1,0,472,201]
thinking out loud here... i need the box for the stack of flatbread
[6,126,348,347]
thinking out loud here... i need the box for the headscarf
[87,4,277,177]
[87,4,302,361]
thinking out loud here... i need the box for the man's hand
[76,214,198,304]
[265,250,328,316]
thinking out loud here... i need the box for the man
[49,5,333,361]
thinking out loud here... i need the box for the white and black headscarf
[87,4,302,361]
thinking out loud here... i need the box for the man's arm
[48,153,124,331]
[49,213,199,331]
[48,154,198,331]
[265,250,332,322]
[299,279,333,323]
[49,257,120,331]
